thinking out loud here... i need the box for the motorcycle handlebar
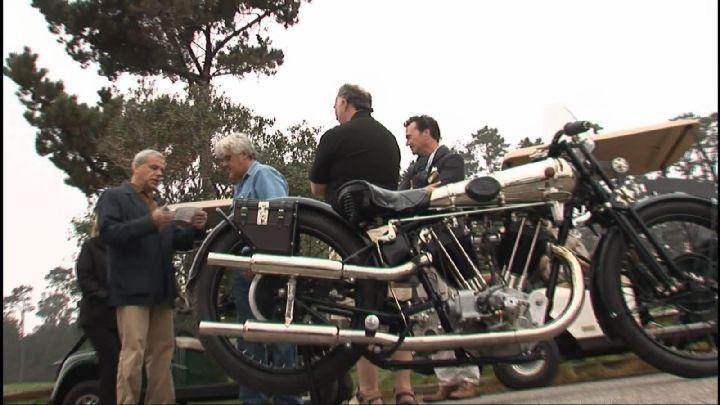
[563,121,593,136]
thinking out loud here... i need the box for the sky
[3,0,718,333]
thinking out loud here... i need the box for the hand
[424,181,441,193]
[191,208,208,230]
[152,204,173,229]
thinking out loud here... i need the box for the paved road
[450,373,718,404]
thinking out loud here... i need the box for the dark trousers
[83,325,120,405]
[233,272,302,404]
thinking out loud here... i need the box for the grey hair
[213,132,257,159]
[132,149,165,169]
[337,83,373,112]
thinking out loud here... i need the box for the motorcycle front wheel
[192,208,380,394]
[599,199,717,378]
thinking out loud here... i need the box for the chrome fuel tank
[429,158,577,208]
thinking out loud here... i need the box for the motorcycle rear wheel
[192,208,380,394]
[599,199,717,378]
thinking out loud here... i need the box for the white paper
[173,207,198,223]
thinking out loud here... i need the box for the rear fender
[185,196,372,300]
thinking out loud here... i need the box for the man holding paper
[96,149,207,404]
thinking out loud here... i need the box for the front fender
[589,234,619,339]
[633,191,717,211]
[184,196,371,303]
[589,192,716,338]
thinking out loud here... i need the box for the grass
[3,382,54,405]
[4,353,660,404]
[3,382,54,395]
[369,352,660,402]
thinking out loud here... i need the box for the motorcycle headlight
[611,157,629,174]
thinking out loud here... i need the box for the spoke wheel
[192,208,380,394]
[600,199,717,377]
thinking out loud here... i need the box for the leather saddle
[335,180,430,228]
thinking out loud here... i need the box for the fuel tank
[429,157,577,207]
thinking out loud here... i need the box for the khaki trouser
[116,304,175,405]
[355,226,415,397]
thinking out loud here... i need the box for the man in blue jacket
[97,149,207,404]
[214,132,302,405]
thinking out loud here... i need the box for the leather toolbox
[233,198,298,254]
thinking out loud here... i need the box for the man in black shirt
[309,84,416,404]
[309,83,401,206]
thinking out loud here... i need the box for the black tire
[192,208,379,394]
[62,380,100,405]
[492,340,561,390]
[599,199,717,378]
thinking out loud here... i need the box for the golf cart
[48,334,237,405]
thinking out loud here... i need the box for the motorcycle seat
[336,180,430,228]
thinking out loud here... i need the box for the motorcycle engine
[444,286,548,331]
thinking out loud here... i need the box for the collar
[239,160,260,183]
[127,181,154,198]
[424,147,438,172]
[350,110,372,120]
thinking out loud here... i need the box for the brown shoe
[449,381,479,400]
[422,384,458,402]
[394,390,418,405]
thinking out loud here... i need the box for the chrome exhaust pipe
[200,245,584,351]
[207,252,432,281]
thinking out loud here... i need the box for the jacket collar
[430,145,450,165]
[416,144,449,168]
[120,181,158,211]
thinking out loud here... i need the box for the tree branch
[202,25,213,81]
[186,42,202,75]
[211,9,274,61]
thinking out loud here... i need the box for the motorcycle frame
[548,141,685,299]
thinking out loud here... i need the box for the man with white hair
[214,132,288,203]
[213,132,301,405]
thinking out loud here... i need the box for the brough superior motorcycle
[188,119,717,395]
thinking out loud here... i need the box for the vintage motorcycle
[187,118,717,395]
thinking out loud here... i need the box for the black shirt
[310,110,401,206]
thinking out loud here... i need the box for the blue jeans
[233,271,303,405]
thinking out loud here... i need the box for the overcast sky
[3,0,718,333]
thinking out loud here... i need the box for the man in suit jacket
[97,149,208,404]
[400,115,480,402]
[400,115,464,190]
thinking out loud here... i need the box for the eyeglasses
[220,151,248,162]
